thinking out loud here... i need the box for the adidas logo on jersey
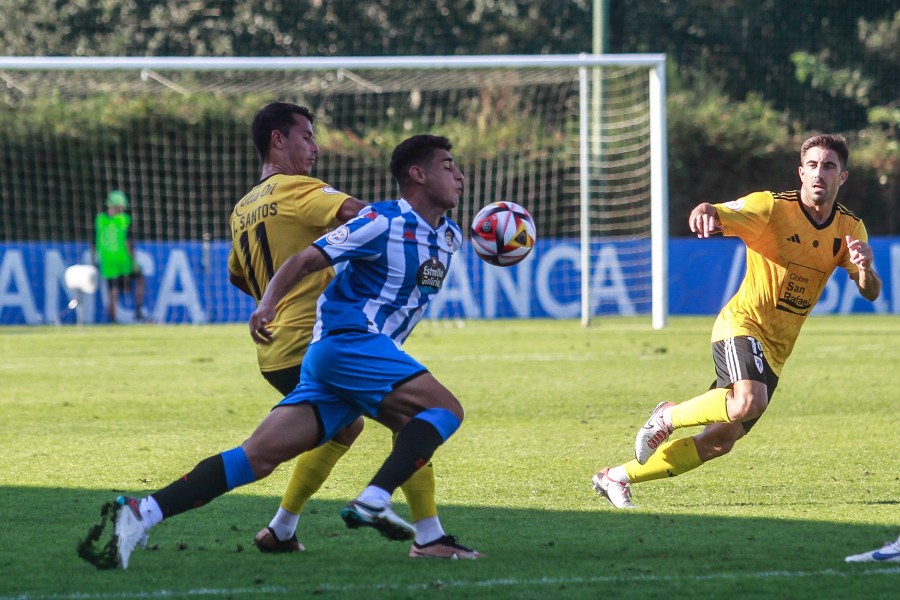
[786,233,801,243]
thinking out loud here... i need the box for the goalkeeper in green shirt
[94,190,145,323]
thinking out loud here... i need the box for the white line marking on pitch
[4,567,899,599]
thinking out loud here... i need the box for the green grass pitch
[1,316,898,599]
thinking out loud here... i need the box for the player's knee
[697,438,734,461]
[729,388,767,421]
[242,439,298,479]
[242,449,278,479]
[696,427,743,460]
[707,438,736,458]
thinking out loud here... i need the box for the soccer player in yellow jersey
[592,134,882,508]
[228,103,477,558]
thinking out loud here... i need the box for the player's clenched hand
[249,305,275,344]
[689,203,722,238]
[845,235,873,271]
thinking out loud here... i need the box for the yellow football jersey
[228,174,353,372]
[711,190,866,376]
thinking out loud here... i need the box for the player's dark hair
[800,134,849,170]
[251,102,315,161]
[390,134,453,189]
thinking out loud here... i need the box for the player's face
[423,149,464,212]
[798,146,847,207]
[280,114,319,176]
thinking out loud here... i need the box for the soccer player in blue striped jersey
[90,134,482,570]
[228,103,457,558]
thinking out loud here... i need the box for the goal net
[0,55,667,326]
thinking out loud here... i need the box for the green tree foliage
[0,1,592,57]
[791,9,900,233]
[2,1,898,233]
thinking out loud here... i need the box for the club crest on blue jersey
[325,226,349,245]
[417,256,447,294]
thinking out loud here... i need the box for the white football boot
[592,468,636,509]
[114,496,149,569]
[845,535,900,563]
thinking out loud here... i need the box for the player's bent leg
[370,376,463,492]
[692,421,747,462]
[374,372,464,432]
[343,375,462,542]
[593,437,703,510]
[626,437,703,483]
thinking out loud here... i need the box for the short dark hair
[251,102,315,161]
[800,134,849,170]
[389,134,453,188]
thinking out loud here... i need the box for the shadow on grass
[1,486,897,600]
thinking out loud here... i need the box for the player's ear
[839,170,848,186]
[408,164,427,185]
[270,128,285,150]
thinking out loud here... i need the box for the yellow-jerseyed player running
[592,133,882,508]
[228,102,481,558]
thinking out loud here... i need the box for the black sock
[369,418,443,494]
[150,454,229,519]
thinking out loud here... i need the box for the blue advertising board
[1,237,897,325]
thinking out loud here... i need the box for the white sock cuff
[269,507,301,541]
[413,515,445,545]
[357,485,391,506]
[139,496,164,528]
[608,465,630,484]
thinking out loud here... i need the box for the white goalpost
[0,54,667,327]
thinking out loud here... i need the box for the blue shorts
[277,331,428,443]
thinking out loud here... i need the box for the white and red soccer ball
[470,201,536,266]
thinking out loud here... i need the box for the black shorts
[262,364,303,396]
[711,336,779,432]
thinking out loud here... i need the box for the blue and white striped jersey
[310,198,463,346]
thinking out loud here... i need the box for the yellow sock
[280,440,349,514]
[624,437,702,483]
[394,432,438,521]
[669,388,730,428]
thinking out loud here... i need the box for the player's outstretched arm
[846,235,881,302]
[688,202,722,238]
[337,197,367,223]
[249,246,330,343]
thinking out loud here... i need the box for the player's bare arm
[249,246,331,343]
[688,202,722,238]
[846,235,882,301]
[337,197,367,223]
